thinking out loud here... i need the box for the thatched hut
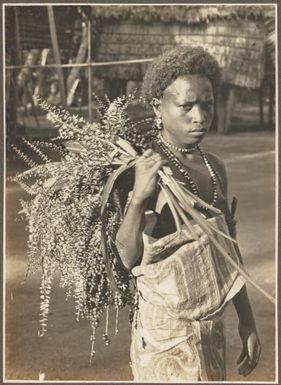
[5,5,275,133]
[91,5,275,132]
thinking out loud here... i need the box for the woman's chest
[170,159,216,205]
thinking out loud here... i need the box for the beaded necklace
[158,133,197,154]
[156,138,219,207]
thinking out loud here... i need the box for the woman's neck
[160,132,200,156]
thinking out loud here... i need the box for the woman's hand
[237,321,262,376]
[132,149,166,205]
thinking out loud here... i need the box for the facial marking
[163,75,213,106]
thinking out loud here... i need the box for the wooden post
[14,8,22,65]
[47,6,66,106]
[268,80,274,129]
[87,19,92,122]
[216,84,235,134]
[259,85,264,129]
[66,20,88,105]
[35,48,49,97]
[216,85,225,134]
[224,86,236,134]
[7,9,19,151]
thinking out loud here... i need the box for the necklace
[158,134,197,154]
[197,146,218,207]
[156,139,218,207]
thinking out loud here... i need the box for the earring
[155,116,163,130]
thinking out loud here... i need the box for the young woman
[115,46,261,381]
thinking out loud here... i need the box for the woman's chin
[184,134,205,145]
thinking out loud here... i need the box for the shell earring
[151,98,162,130]
[155,116,163,131]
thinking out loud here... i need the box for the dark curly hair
[142,46,221,103]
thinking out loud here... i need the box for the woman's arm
[232,286,261,376]
[208,152,261,375]
[208,152,242,260]
[115,149,166,270]
[115,198,147,270]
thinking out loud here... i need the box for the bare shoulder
[204,151,228,193]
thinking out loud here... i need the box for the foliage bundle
[10,93,155,362]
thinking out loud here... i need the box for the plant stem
[159,182,182,232]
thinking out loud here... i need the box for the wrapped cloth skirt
[130,214,245,381]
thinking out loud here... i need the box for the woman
[115,46,261,381]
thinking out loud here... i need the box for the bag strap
[100,159,136,296]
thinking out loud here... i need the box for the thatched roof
[91,4,275,86]
[5,5,274,51]
[91,5,274,25]
[93,16,268,88]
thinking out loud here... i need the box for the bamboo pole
[87,19,92,122]
[47,6,66,106]
[5,57,155,70]
[14,8,22,65]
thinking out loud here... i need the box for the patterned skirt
[130,311,226,381]
[130,214,245,382]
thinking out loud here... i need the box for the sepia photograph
[4,2,277,382]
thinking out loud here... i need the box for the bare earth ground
[5,131,276,382]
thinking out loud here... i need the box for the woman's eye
[202,102,214,110]
[180,104,193,111]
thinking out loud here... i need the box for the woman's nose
[191,105,205,124]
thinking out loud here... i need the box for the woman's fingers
[140,149,154,159]
[238,355,250,375]
[237,348,247,365]
[151,158,167,172]
[239,355,257,377]
[137,151,164,170]
[138,151,155,165]
[145,154,162,165]
[249,337,262,363]
[238,341,262,376]
[133,150,167,202]
[246,341,261,375]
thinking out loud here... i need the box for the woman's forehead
[163,74,213,101]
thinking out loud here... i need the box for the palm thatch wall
[92,5,274,89]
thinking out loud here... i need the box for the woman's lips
[189,130,205,136]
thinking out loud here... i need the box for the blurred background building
[5,4,275,146]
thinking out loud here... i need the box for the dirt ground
[5,131,276,382]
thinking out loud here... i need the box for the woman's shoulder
[204,150,228,193]
[204,151,226,170]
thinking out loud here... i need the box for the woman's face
[157,74,214,147]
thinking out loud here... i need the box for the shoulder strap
[100,160,136,296]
